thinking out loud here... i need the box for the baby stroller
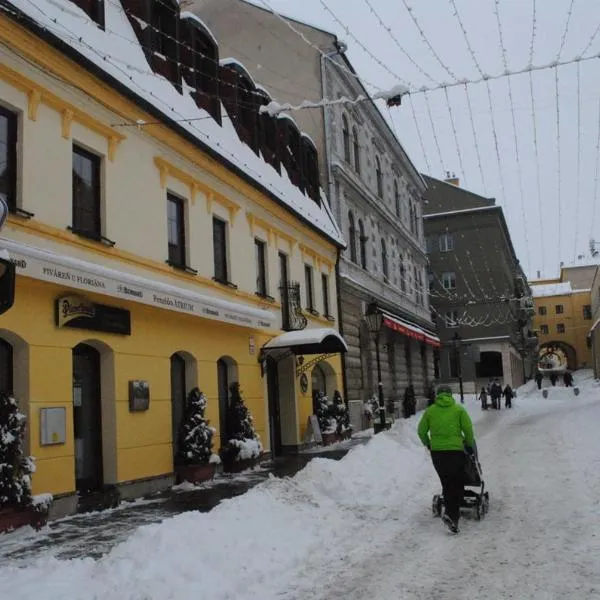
[432,448,490,521]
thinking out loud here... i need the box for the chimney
[536,270,541,279]
[444,171,459,187]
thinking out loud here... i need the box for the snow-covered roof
[531,282,574,297]
[4,0,344,246]
[423,205,499,219]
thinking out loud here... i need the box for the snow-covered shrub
[363,394,379,419]
[332,390,352,436]
[315,391,336,434]
[221,383,262,462]
[0,393,34,508]
[177,388,220,465]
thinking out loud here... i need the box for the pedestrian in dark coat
[491,380,502,409]
[503,384,513,408]
[563,371,574,387]
[550,373,558,387]
[478,387,488,410]
[403,384,416,418]
[534,371,543,390]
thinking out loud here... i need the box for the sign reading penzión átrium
[7,241,274,330]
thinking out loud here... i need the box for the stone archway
[538,341,577,371]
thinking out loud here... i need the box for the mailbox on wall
[40,407,66,446]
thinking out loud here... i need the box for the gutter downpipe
[321,41,349,406]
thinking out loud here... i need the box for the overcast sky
[245,0,600,280]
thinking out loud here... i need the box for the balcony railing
[279,281,307,331]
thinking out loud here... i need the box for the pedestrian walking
[418,384,476,534]
[478,386,488,410]
[534,371,543,390]
[550,373,558,387]
[403,384,416,418]
[503,384,513,408]
[563,371,574,387]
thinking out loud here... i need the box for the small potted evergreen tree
[332,390,352,441]
[315,391,337,446]
[175,388,221,484]
[0,392,50,533]
[220,382,263,472]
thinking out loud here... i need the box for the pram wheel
[432,494,443,517]
[474,502,482,520]
[483,492,490,514]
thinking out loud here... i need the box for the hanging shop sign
[4,238,275,331]
[55,294,131,335]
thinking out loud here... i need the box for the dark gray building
[423,176,537,394]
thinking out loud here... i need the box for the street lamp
[365,302,389,432]
[452,332,464,403]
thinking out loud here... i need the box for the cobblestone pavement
[0,440,366,563]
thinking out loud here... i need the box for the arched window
[149,0,180,88]
[353,127,360,174]
[348,210,357,263]
[375,156,383,198]
[180,16,221,123]
[0,338,13,395]
[358,219,367,269]
[342,114,350,163]
[400,260,406,292]
[381,238,389,279]
[394,180,400,217]
[409,203,415,233]
[302,136,320,203]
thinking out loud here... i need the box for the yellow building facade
[0,1,346,517]
[530,265,596,371]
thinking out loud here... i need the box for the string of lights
[361,0,438,85]
[443,86,467,188]
[463,84,488,195]
[424,91,446,175]
[409,94,432,174]
[555,65,563,263]
[557,0,576,62]
[574,60,582,261]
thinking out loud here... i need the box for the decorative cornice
[0,62,125,161]
[154,156,240,225]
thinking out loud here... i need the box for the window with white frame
[439,232,454,252]
[442,272,456,290]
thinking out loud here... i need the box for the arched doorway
[73,343,103,493]
[217,356,238,449]
[310,360,337,412]
[0,337,13,395]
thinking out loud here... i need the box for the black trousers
[431,450,465,523]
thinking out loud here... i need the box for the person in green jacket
[418,384,476,534]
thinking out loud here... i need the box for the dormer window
[257,90,279,172]
[302,136,319,204]
[150,0,180,89]
[278,117,302,188]
[70,0,104,28]
[180,16,220,123]
[220,63,259,154]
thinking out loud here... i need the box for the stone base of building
[117,473,175,502]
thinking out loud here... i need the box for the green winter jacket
[417,392,475,451]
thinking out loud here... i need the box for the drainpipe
[320,40,348,404]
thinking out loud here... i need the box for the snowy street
[2,372,600,599]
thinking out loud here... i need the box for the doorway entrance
[266,357,282,456]
[217,358,230,449]
[170,353,187,461]
[72,343,103,493]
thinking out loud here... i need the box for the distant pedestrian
[534,371,543,390]
[550,373,558,387]
[563,371,574,387]
[503,384,513,408]
[403,384,416,418]
[427,381,436,407]
[478,386,488,410]
[490,380,502,409]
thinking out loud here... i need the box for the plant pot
[176,463,217,484]
[322,431,338,446]
[0,505,48,534]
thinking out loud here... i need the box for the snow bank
[0,418,431,599]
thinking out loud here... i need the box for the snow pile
[226,438,261,460]
[2,373,600,598]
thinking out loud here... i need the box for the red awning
[381,311,440,348]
